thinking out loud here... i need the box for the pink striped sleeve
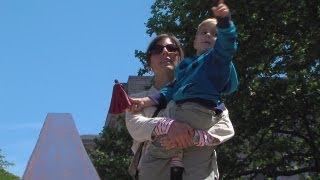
[153,118,174,136]
[194,130,219,146]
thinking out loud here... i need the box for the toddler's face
[193,23,217,55]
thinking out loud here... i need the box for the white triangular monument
[23,113,100,180]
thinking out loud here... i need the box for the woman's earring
[147,67,154,75]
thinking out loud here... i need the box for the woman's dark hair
[146,34,184,66]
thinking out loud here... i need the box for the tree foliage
[135,0,320,179]
[88,116,133,180]
[0,169,19,180]
[0,149,19,180]
[90,0,319,179]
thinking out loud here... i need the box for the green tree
[88,116,133,180]
[0,149,19,180]
[135,0,320,179]
[90,0,319,179]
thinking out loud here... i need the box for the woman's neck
[153,73,174,90]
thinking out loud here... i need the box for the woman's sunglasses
[149,44,179,55]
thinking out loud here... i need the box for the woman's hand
[160,121,194,149]
[160,136,176,149]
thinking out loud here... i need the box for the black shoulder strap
[152,106,162,118]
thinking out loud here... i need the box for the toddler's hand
[128,97,145,112]
[212,0,230,18]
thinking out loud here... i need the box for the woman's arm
[160,105,234,148]
[125,106,164,142]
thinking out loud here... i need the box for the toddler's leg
[171,154,184,180]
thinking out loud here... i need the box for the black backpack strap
[152,106,162,118]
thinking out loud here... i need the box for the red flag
[108,80,131,114]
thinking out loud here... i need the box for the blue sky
[0,0,154,177]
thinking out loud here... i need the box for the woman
[126,34,234,180]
